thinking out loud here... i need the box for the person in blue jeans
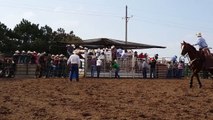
[112,60,120,78]
[90,56,96,77]
[96,58,102,78]
[166,61,173,78]
[67,50,80,81]
[149,57,157,78]
[142,59,149,78]
[177,60,184,78]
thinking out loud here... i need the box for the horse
[35,53,47,78]
[181,41,213,88]
[35,64,42,78]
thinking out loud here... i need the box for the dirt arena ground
[0,77,213,120]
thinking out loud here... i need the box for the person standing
[96,58,102,78]
[13,50,20,64]
[67,50,80,82]
[171,55,177,64]
[170,55,178,77]
[149,54,158,79]
[166,61,173,78]
[111,45,117,61]
[112,60,120,78]
[90,56,96,77]
[142,59,149,79]
[177,60,184,78]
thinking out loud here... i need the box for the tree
[0,22,14,54]
[13,19,42,51]
[37,25,53,53]
[1,19,83,55]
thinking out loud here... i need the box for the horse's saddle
[203,48,211,56]
[202,48,213,69]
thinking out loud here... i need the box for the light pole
[124,5,133,45]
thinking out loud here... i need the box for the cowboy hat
[196,32,202,37]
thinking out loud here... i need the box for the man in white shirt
[96,58,102,78]
[142,59,149,78]
[67,50,80,81]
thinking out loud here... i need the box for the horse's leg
[208,69,213,77]
[35,66,39,78]
[195,73,202,88]
[35,65,42,78]
[39,67,42,78]
[190,68,200,88]
[190,73,195,88]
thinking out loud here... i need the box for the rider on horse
[193,32,211,56]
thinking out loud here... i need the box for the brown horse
[181,41,213,88]
[35,53,47,78]
[35,63,47,78]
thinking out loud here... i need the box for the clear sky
[1,0,213,58]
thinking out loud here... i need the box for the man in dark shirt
[149,54,158,79]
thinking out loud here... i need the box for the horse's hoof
[199,85,202,88]
[190,85,193,88]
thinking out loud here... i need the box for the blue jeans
[115,68,120,78]
[150,68,156,78]
[96,66,101,78]
[142,68,147,78]
[177,69,183,78]
[167,69,172,78]
[172,68,177,78]
[91,65,96,77]
[69,64,79,81]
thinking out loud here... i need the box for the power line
[132,17,212,33]
[1,2,212,33]
[0,3,123,18]
[128,7,213,31]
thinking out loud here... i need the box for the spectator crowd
[12,50,69,78]
[1,44,189,79]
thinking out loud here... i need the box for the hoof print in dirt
[82,112,92,117]
[0,106,12,115]
[32,108,47,118]
[139,113,147,118]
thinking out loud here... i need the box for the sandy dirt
[0,77,213,120]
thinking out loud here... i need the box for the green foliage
[0,19,82,55]
[0,22,15,54]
